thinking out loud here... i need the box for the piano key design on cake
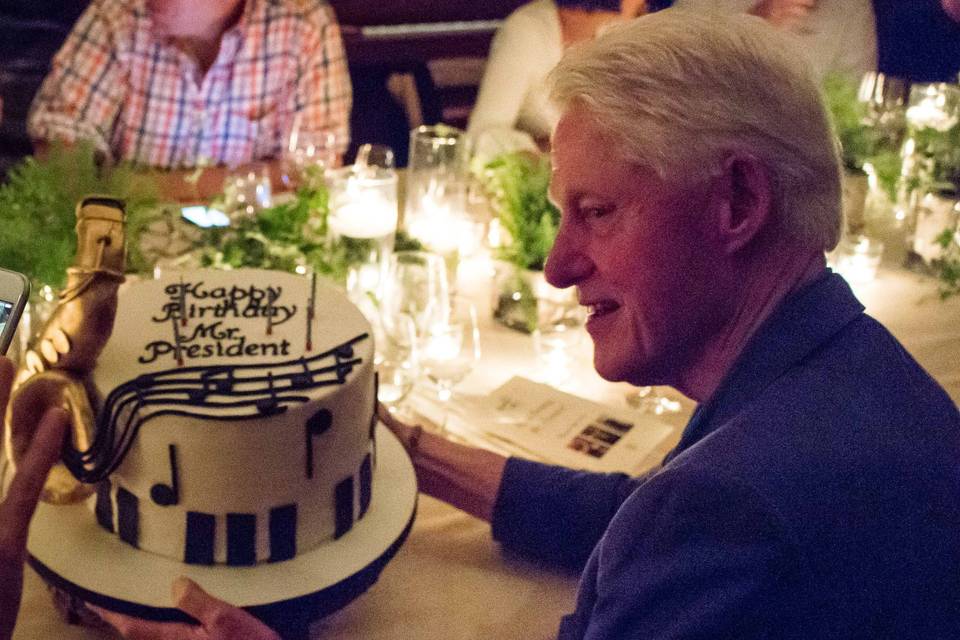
[95,451,376,565]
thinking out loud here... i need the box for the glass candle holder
[327,147,399,306]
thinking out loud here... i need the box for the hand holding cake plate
[92,576,279,640]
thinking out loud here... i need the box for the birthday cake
[79,269,377,566]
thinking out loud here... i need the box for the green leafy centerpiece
[0,144,160,291]
[482,151,564,333]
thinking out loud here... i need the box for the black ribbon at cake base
[28,498,416,640]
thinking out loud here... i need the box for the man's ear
[713,153,773,255]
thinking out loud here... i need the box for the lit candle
[423,330,460,362]
[906,86,958,132]
[329,190,397,239]
[833,236,883,284]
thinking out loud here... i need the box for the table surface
[12,263,960,640]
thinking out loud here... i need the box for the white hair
[549,8,843,251]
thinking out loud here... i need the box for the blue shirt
[492,271,960,639]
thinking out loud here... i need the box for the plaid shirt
[28,0,351,169]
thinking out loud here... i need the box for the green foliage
[200,166,417,282]
[201,166,337,275]
[483,151,560,271]
[822,74,874,172]
[821,73,900,200]
[935,226,960,299]
[906,122,960,195]
[0,144,161,288]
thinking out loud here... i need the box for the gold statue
[4,197,126,504]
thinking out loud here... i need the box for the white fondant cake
[84,269,377,566]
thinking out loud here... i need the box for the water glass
[376,313,418,413]
[380,251,450,342]
[223,164,272,221]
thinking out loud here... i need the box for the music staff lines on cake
[61,333,369,484]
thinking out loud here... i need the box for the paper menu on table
[471,376,675,475]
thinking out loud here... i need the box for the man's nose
[544,227,593,289]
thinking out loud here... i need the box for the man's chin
[592,353,664,387]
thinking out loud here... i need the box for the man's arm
[575,469,805,639]
[27,0,127,161]
[379,407,648,567]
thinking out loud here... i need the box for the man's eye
[583,206,613,220]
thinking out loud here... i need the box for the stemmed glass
[376,313,419,416]
[281,118,339,189]
[419,298,481,433]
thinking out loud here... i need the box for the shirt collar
[665,269,865,461]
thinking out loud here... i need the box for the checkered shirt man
[28,0,351,169]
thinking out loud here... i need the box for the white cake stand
[26,423,417,638]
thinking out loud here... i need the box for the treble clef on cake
[4,196,127,504]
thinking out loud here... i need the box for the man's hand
[93,577,280,640]
[0,357,70,640]
[749,0,816,28]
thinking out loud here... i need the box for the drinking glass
[376,313,419,415]
[419,298,481,432]
[223,163,272,221]
[282,123,339,189]
[380,251,450,342]
[858,72,910,148]
[532,289,586,387]
[404,126,478,292]
[327,144,399,307]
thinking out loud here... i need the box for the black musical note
[62,333,370,484]
[290,358,314,389]
[305,408,333,479]
[334,344,356,382]
[150,444,180,506]
[256,371,282,416]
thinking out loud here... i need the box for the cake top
[92,268,373,423]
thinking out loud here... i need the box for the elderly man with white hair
[1,8,959,640]
[384,9,960,639]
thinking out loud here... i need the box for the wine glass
[376,313,418,416]
[281,121,339,189]
[419,298,481,433]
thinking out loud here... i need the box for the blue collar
[665,270,865,463]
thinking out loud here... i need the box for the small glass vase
[491,262,577,334]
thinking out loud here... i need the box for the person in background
[27,0,351,201]
[873,0,960,82]
[670,0,877,81]
[467,0,652,158]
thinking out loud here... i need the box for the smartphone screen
[0,268,30,355]
[181,205,230,228]
[0,300,13,338]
